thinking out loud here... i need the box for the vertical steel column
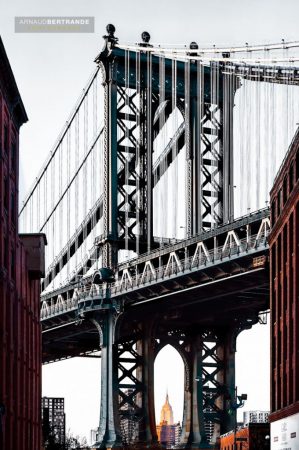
[145,52,154,253]
[96,30,119,269]
[190,334,209,449]
[222,71,236,223]
[199,62,223,232]
[91,310,122,449]
[213,330,236,440]
[188,60,203,236]
[184,328,240,449]
[180,358,192,448]
[96,30,154,258]
[136,321,157,445]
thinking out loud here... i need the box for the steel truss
[87,309,257,448]
[39,28,277,450]
[93,28,239,271]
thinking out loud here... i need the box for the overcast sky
[1,0,298,442]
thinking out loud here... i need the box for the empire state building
[156,393,181,448]
[160,393,174,425]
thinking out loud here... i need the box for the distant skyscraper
[120,388,139,445]
[160,392,174,425]
[42,397,66,446]
[243,410,269,425]
[156,393,181,448]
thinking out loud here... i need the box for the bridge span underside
[43,255,269,362]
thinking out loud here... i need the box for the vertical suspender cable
[197,59,203,233]
[136,50,141,256]
[67,126,71,279]
[83,93,88,273]
[184,57,190,237]
[125,49,130,255]
[255,62,261,210]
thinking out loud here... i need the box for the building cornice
[269,402,299,422]
[269,182,299,244]
[270,130,299,198]
[0,36,28,128]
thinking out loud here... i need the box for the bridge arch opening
[154,344,184,447]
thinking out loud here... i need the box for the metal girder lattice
[201,103,223,230]
[118,337,143,446]
[116,86,141,244]
[201,332,225,433]
[194,329,234,447]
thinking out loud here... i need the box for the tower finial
[103,24,118,47]
[139,31,152,48]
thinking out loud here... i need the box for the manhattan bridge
[20,25,299,448]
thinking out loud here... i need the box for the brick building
[269,129,299,447]
[0,36,46,450]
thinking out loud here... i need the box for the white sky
[2,0,297,442]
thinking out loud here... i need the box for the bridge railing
[111,232,269,294]
[40,221,270,320]
[117,207,270,271]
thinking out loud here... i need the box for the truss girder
[200,103,223,229]
[40,208,270,320]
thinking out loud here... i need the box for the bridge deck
[42,209,270,363]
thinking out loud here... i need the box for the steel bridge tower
[86,25,249,450]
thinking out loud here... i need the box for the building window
[3,236,8,269]
[289,162,294,192]
[4,123,9,154]
[11,191,15,225]
[271,199,276,225]
[10,249,15,280]
[283,175,288,205]
[277,189,282,217]
[4,176,9,211]
[11,140,16,172]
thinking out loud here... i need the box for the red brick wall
[0,243,42,450]
[0,73,43,449]
[269,136,299,420]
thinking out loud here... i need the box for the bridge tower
[88,25,244,449]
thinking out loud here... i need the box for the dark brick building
[0,37,46,450]
[269,129,299,445]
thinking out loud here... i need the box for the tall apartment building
[0,37,46,450]
[269,128,299,448]
[42,397,66,446]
